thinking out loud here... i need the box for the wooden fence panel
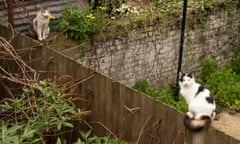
[1,25,240,144]
[111,81,121,137]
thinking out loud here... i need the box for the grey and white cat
[179,72,216,131]
[33,8,51,41]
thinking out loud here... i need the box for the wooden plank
[204,127,215,144]
[103,75,113,136]
[158,102,168,144]
[152,100,165,144]
[132,92,154,144]
[121,86,134,141]
[118,84,129,140]
[111,81,121,137]
[192,130,206,144]
[172,110,185,144]
[89,74,106,136]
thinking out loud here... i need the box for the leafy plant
[60,3,107,40]
[228,46,240,74]
[205,67,240,112]
[0,77,86,143]
[200,58,218,82]
[0,76,126,143]
[200,56,240,112]
[133,79,187,112]
[73,130,127,144]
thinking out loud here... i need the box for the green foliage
[205,67,240,112]
[49,18,62,32]
[229,46,240,74]
[200,58,218,82]
[201,57,240,112]
[73,130,127,144]
[134,53,240,113]
[153,0,183,19]
[133,79,187,112]
[195,0,213,25]
[0,122,40,144]
[0,79,126,143]
[60,3,107,40]
[0,79,82,143]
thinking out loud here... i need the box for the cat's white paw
[39,37,43,41]
[186,112,194,119]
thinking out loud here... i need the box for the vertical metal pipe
[6,0,15,29]
[174,0,188,101]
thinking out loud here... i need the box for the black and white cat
[179,72,216,131]
[33,8,51,41]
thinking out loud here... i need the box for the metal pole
[174,0,188,101]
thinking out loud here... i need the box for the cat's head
[179,72,195,87]
[40,8,51,18]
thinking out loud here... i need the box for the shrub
[134,55,240,112]
[133,79,187,112]
[228,46,240,74]
[205,67,240,112]
[72,130,127,144]
[0,79,84,143]
[0,78,127,143]
[60,3,107,40]
[229,59,240,75]
[200,58,218,82]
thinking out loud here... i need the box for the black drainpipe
[174,0,188,101]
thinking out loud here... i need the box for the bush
[72,130,127,144]
[0,79,81,143]
[60,3,107,40]
[0,79,126,143]
[134,55,240,112]
[228,46,240,74]
[133,79,187,112]
[229,59,240,74]
[200,57,240,112]
[205,66,240,112]
[200,58,218,82]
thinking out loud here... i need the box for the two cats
[33,8,51,41]
[179,72,216,131]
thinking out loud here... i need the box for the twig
[89,121,116,137]
[136,115,153,144]
[124,105,141,114]
[0,36,39,87]
[65,72,95,91]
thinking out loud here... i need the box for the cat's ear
[179,71,182,76]
[40,7,44,13]
[188,72,194,78]
[179,71,185,77]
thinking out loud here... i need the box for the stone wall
[73,8,240,87]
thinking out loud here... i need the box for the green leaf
[56,137,62,144]
[22,125,37,138]
[63,122,74,128]
[57,122,62,130]
[8,124,23,135]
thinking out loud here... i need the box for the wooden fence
[1,25,240,144]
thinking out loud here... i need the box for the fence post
[192,130,206,144]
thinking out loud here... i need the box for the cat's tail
[32,18,37,32]
[183,114,211,131]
